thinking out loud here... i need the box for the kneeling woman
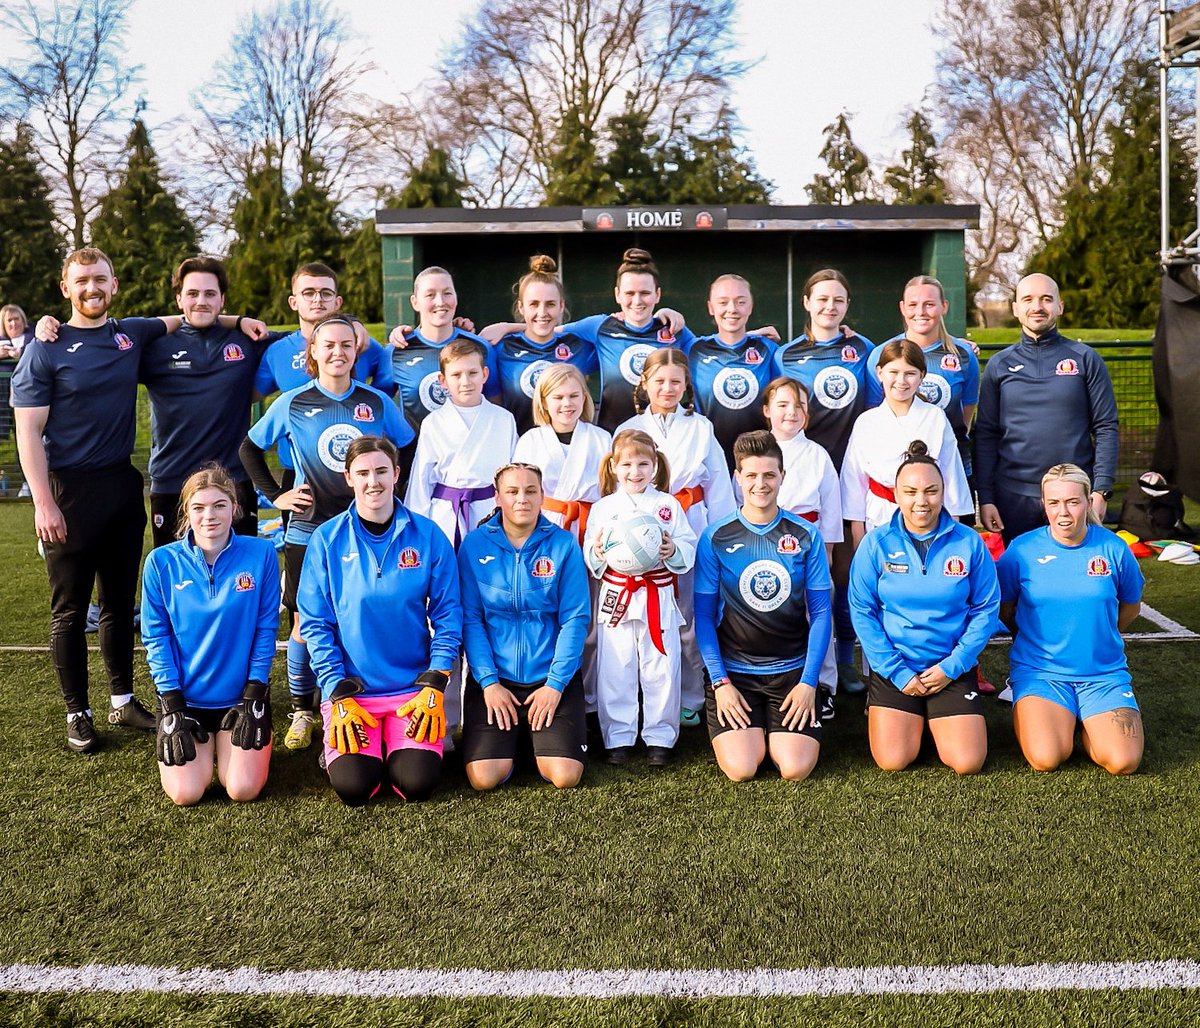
[998,463,1145,775]
[849,442,999,774]
[694,431,833,782]
[458,462,591,789]
[141,465,281,806]
[297,436,461,805]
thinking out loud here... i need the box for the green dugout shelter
[375,203,980,342]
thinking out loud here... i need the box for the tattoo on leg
[1110,708,1141,738]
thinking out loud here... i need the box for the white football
[602,510,665,575]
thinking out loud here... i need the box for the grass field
[2,502,1200,1025]
[966,328,1154,344]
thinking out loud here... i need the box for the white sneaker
[284,709,320,750]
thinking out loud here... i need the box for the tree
[0,122,62,316]
[660,115,773,204]
[0,0,140,248]
[884,110,946,204]
[933,0,1148,288]
[428,0,749,205]
[600,110,670,205]
[392,148,467,210]
[339,218,382,323]
[90,118,198,317]
[225,154,294,324]
[806,112,875,205]
[1030,63,1195,328]
[544,109,614,205]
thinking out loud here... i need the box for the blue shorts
[1010,675,1138,722]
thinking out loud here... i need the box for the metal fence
[977,340,1157,487]
[0,340,1158,493]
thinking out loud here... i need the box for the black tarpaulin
[1153,268,1200,501]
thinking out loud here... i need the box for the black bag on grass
[1119,472,1196,541]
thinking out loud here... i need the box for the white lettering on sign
[626,210,684,229]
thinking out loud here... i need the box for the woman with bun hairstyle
[849,441,999,774]
[841,338,971,545]
[141,464,280,805]
[491,256,598,434]
[583,429,696,767]
[615,347,735,726]
[771,269,872,694]
[998,463,1144,775]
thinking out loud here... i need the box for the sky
[2,0,943,205]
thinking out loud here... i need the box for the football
[601,510,665,575]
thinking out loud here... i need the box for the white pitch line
[1,960,1200,999]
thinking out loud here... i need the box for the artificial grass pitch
[1,508,1199,1024]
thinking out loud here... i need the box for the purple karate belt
[431,483,495,546]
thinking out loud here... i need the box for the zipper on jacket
[513,550,524,679]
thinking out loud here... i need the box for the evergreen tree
[883,110,946,204]
[806,112,875,205]
[290,156,346,272]
[600,110,670,205]
[89,118,198,316]
[340,216,382,323]
[394,148,466,209]
[544,109,614,205]
[0,123,63,317]
[226,153,293,323]
[1030,63,1194,328]
[661,116,773,204]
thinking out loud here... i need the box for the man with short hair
[975,273,1119,543]
[12,248,264,753]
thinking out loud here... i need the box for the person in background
[0,304,32,358]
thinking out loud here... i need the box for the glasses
[297,289,337,302]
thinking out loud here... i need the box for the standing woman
[458,462,591,790]
[688,275,779,456]
[849,442,999,774]
[841,339,972,545]
[298,436,462,805]
[616,348,736,726]
[998,464,1144,775]
[694,431,832,782]
[141,465,280,806]
[239,316,413,751]
[772,269,872,694]
[0,304,31,358]
[492,256,598,434]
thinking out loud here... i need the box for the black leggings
[328,750,442,806]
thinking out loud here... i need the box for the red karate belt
[796,510,819,523]
[867,478,896,503]
[543,495,591,542]
[673,485,704,511]
[601,568,677,655]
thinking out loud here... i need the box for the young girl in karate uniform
[615,348,735,726]
[583,430,696,766]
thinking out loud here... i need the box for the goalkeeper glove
[399,670,449,743]
[220,680,272,751]
[326,678,378,755]
[156,689,208,766]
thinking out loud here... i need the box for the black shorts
[461,672,588,765]
[867,667,983,719]
[282,542,307,613]
[187,704,235,735]
[705,667,824,742]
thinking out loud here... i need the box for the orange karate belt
[673,485,704,511]
[542,495,591,542]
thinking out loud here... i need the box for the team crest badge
[1087,556,1111,577]
[352,403,375,423]
[841,345,858,363]
[656,328,675,344]
[738,559,792,612]
[777,534,800,554]
[153,514,164,528]
[223,343,245,362]
[656,506,673,524]
[531,557,556,578]
[1056,359,1079,376]
[555,343,572,361]
[114,333,134,351]
[943,556,967,577]
[234,572,256,592]
[940,353,960,372]
[744,347,762,365]
[398,548,422,569]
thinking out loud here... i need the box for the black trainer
[818,686,836,723]
[108,697,157,731]
[67,712,99,753]
[606,745,634,766]
[646,745,673,768]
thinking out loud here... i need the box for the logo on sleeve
[234,572,256,592]
[1087,556,1111,576]
[398,548,422,569]
[656,506,673,524]
[943,556,967,577]
[884,561,910,574]
[114,333,134,351]
[777,534,800,554]
[223,343,245,362]
[841,345,858,363]
[555,343,573,361]
[739,559,792,612]
[712,367,758,409]
[940,353,961,372]
[531,556,556,578]
[352,403,375,423]
[1056,358,1079,376]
